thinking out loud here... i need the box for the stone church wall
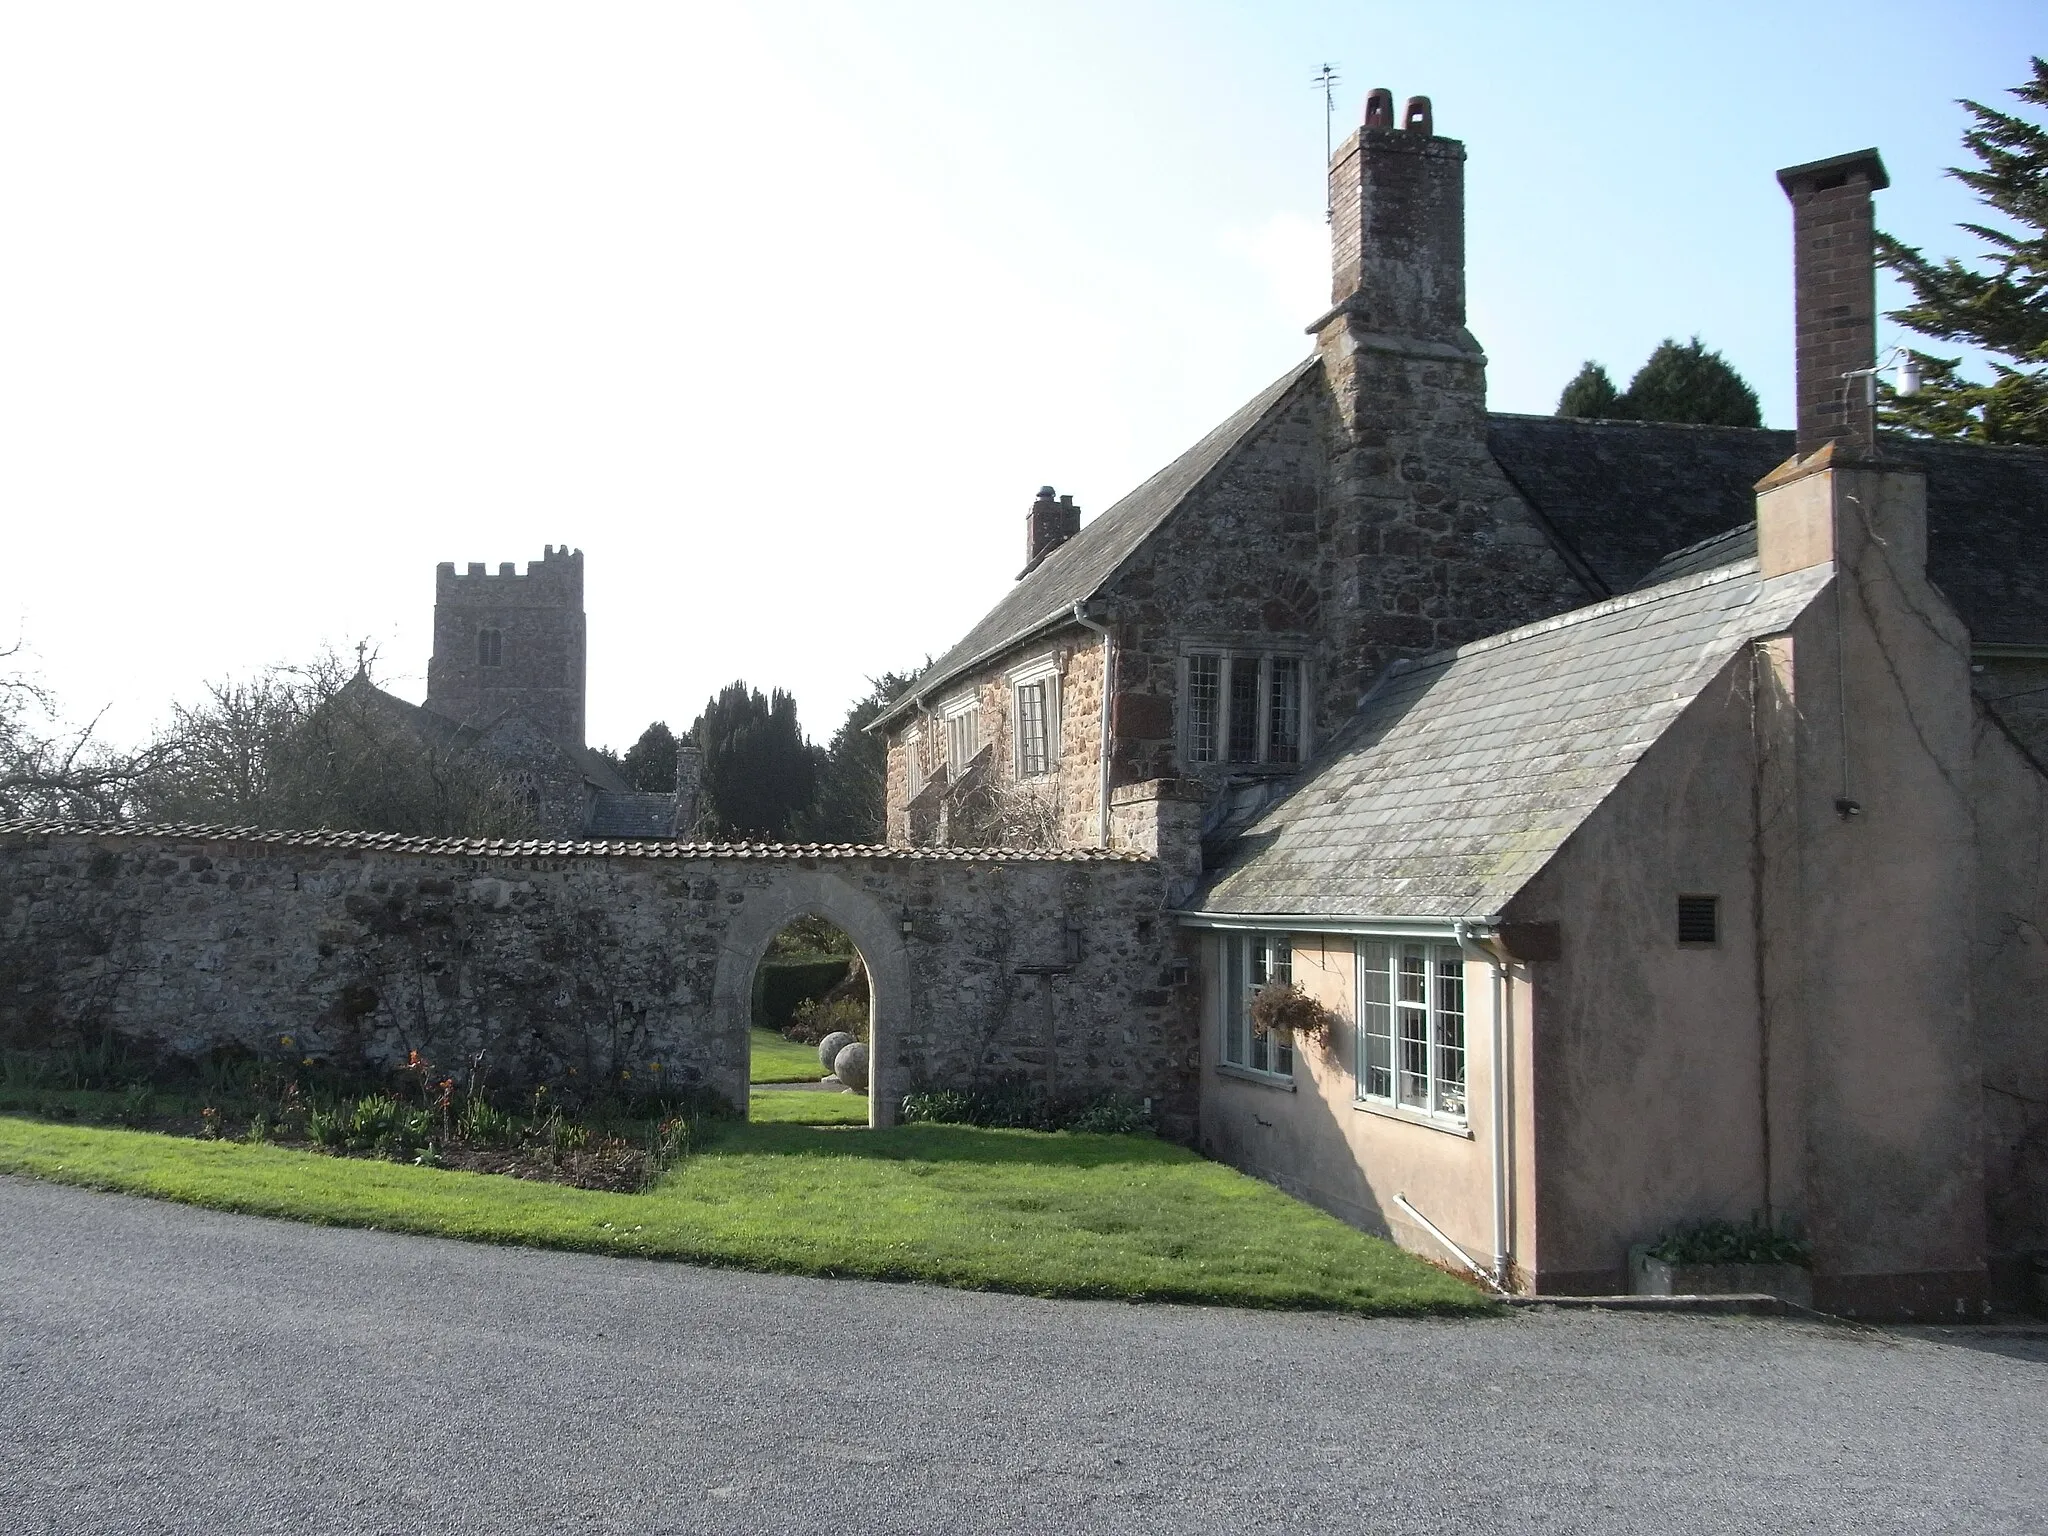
[0,828,1196,1136]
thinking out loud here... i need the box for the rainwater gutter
[1454,918,1513,1294]
[1070,602,1114,849]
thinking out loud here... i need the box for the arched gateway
[0,825,1194,1137]
[712,870,910,1126]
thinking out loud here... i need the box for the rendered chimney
[1326,87,1466,340]
[1776,148,1890,455]
[1021,486,1081,578]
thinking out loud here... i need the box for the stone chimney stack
[1326,88,1465,341]
[1777,149,1890,455]
[1021,486,1081,578]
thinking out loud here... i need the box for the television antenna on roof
[1313,63,1340,222]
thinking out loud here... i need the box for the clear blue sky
[0,1,2036,751]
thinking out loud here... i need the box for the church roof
[1190,558,1833,922]
[1489,416,2048,644]
[873,358,1320,728]
[587,791,677,838]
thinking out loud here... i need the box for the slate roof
[873,357,1319,727]
[1489,416,2048,644]
[0,821,1149,863]
[1191,558,1833,922]
[587,791,677,839]
[1632,525,1758,591]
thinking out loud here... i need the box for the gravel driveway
[1,1176,2041,1534]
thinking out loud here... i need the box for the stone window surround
[1007,655,1061,781]
[938,692,981,774]
[903,722,924,796]
[1177,641,1311,772]
[477,627,504,668]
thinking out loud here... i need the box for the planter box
[1629,1246,1813,1308]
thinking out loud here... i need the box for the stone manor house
[873,99,2048,1313]
[4,91,2045,1315]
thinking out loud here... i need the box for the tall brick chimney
[1326,90,1465,342]
[1020,486,1081,578]
[1777,149,1889,455]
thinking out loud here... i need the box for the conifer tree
[689,682,817,841]
[1619,338,1762,427]
[1877,56,2048,446]
[1556,361,1622,418]
[801,670,919,844]
[617,720,678,792]
[1555,340,1760,426]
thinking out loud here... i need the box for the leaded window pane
[1268,657,1301,764]
[1227,658,1260,762]
[1187,655,1221,763]
[1016,680,1051,777]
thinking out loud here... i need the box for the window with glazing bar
[1357,940,1465,1119]
[1219,932,1295,1080]
[942,699,980,773]
[1011,664,1058,779]
[1184,651,1305,767]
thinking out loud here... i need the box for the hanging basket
[1250,981,1331,1043]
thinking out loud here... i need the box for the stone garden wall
[0,824,1197,1135]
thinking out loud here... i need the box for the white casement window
[1357,940,1466,1120]
[1219,932,1295,1080]
[1009,660,1059,779]
[1184,651,1306,767]
[941,696,981,773]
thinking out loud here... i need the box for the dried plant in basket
[1250,981,1332,1043]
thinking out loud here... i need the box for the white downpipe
[1394,1192,1507,1295]
[1070,602,1114,849]
[1454,920,1513,1292]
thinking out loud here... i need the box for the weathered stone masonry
[0,826,1197,1135]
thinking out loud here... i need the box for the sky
[0,1,2037,754]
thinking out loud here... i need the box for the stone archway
[709,870,911,1127]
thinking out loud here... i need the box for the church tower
[424,545,587,748]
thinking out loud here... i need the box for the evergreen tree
[1556,360,1623,418]
[690,682,817,841]
[1555,342,1760,426]
[801,669,919,843]
[1618,337,1762,427]
[618,720,678,792]
[1877,56,2048,446]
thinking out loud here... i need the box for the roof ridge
[874,355,1319,726]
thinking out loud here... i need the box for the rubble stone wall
[0,828,1197,1136]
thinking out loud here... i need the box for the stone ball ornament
[832,1041,869,1093]
[817,1031,856,1072]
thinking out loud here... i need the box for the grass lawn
[750,1027,825,1084]
[749,1087,871,1125]
[0,1112,1493,1316]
